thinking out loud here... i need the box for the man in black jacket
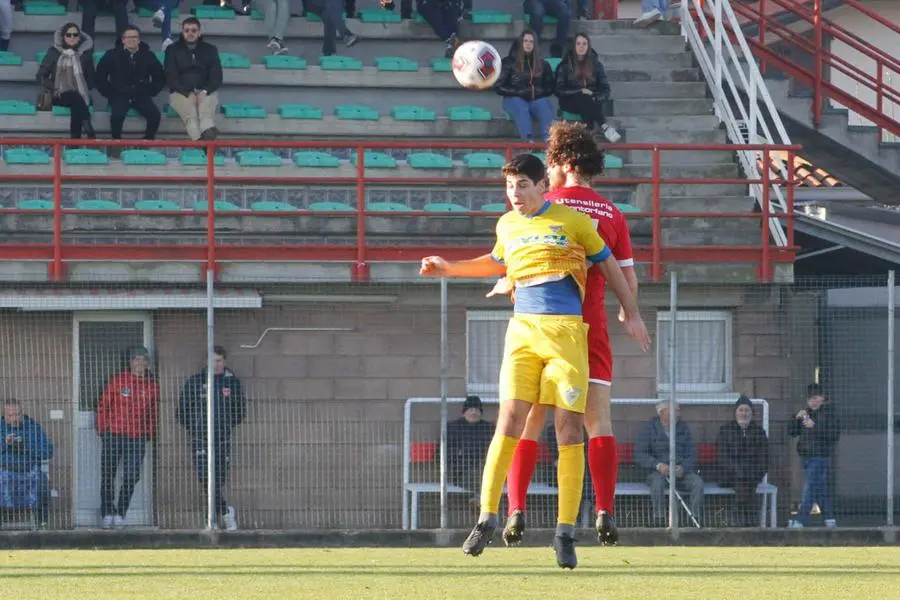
[96,26,165,152]
[446,395,494,507]
[177,345,247,531]
[715,396,768,527]
[163,17,222,141]
[788,383,840,528]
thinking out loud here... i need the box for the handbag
[36,89,53,112]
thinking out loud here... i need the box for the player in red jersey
[502,121,639,547]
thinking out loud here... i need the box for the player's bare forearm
[597,259,639,317]
[624,266,639,300]
[420,253,506,278]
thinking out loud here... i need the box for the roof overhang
[795,212,900,266]
[0,288,262,311]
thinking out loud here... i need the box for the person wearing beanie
[96,345,159,529]
[447,395,494,509]
[714,395,769,527]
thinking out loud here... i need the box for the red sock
[506,438,538,515]
[588,436,618,515]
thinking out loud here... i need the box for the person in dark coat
[788,383,841,528]
[446,395,494,506]
[164,17,223,141]
[494,30,556,142]
[95,26,166,149]
[555,33,621,143]
[35,22,96,139]
[715,395,768,527]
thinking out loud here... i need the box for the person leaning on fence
[164,17,222,141]
[446,395,495,509]
[714,395,768,527]
[0,400,53,528]
[177,345,247,531]
[788,383,841,529]
[634,401,704,527]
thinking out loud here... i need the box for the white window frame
[465,310,512,394]
[656,310,733,394]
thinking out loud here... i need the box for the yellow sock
[479,434,519,515]
[557,443,585,527]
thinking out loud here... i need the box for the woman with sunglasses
[36,23,96,139]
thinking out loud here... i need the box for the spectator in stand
[148,0,181,52]
[263,0,291,55]
[177,346,247,531]
[715,395,768,527]
[447,395,495,508]
[788,383,841,528]
[634,401,704,527]
[95,26,166,156]
[494,30,556,143]
[79,0,129,40]
[414,0,461,58]
[96,346,160,529]
[36,23,96,139]
[0,400,54,527]
[523,0,570,58]
[305,0,359,56]
[0,0,11,51]
[164,17,222,141]
[555,33,621,143]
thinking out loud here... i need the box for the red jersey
[96,369,160,439]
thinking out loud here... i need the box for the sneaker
[461,520,495,557]
[151,8,165,28]
[501,510,526,547]
[596,510,618,545]
[825,519,837,528]
[101,514,115,529]
[113,515,126,529]
[200,127,219,141]
[444,35,461,59]
[268,37,288,55]
[222,506,238,531]
[787,520,804,529]
[602,124,622,143]
[553,534,577,569]
[344,33,359,48]
[161,37,174,53]
[634,9,662,27]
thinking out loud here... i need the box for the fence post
[439,277,449,529]
[888,270,895,531]
[668,271,680,539]
[205,269,216,531]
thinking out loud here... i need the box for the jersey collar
[526,200,552,219]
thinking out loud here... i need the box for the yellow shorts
[498,314,590,414]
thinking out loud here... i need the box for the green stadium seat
[306,10,345,22]
[63,149,108,165]
[0,100,37,116]
[407,152,453,169]
[24,2,66,15]
[292,151,340,168]
[105,105,141,117]
[350,151,397,169]
[413,11,427,23]
[424,202,468,213]
[53,105,95,116]
[463,152,504,169]
[615,202,640,213]
[121,149,168,166]
[138,7,180,17]
[236,150,282,167]
[319,55,363,71]
[546,57,562,72]
[278,104,323,120]
[76,199,122,210]
[16,199,54,210]
[264,55,308,70]
[367,201,412,212]
[93,51,106,65]
[391,105,436,122]
[308,201,355,211]
[221,103,267,118]
[358,7,401,22]
[35,51,46,64]
[470,10,513,23]
[164,104,179,118]
[532,151,546,163]
[179,149,226,166]
[0,51,24,66]
[4,148,51,165]
[191,6,236,19]
[447,106,492,121]
[525,13,558,24]
[220,52,252,69]
[134,200,182,211]
[605,155,624,169]
[335,105,379,121]
[376,56,419,72]
[559,110,582,121]
[193,200,242,212]
[431,58,451,72]
[250,8,264,20]
[480,203,507,213]
[155,51,165,64]
[251,201,297,211]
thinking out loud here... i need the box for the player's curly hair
[545,121,606,178]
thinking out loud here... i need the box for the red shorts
[584,297,612,386]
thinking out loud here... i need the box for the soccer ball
[451,40,502,90]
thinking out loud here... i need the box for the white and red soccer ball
[451,40,502,90]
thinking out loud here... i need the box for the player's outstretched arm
[595,258,650,353]
[420,253,507,279]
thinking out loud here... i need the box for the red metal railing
[726,0,900,141]
[0,139,800,283]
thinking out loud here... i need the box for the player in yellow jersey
[420,154,649,569]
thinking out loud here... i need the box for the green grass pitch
[1,547,898,600]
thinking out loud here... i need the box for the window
[657,311,732,393]
[466,310,511,393]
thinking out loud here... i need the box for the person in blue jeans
[635,0,681,26]
[494,30,556,142]
[148,0,181,52]
[788,383,841,528]
[523,0,571,58]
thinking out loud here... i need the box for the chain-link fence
[0,272,896,533]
